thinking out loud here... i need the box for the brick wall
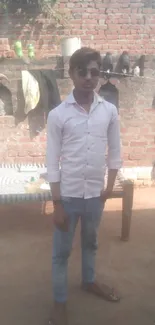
[118,77,155,167]
[1,0,155,57]
[0,0,155,167]
[0,57,155,167]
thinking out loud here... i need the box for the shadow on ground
[0,188,155,325]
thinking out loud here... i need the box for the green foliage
[0,0,70,34]
[0,0,58,12]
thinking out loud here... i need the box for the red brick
[131,8,138,13]
[8,150,17,157]
[15,157,34,164]
[59,3,66,8]
[82,13,89,18]
[131,147,146,154]
[72,8,84,13]
[19,137,31,143]
[70,19,83,24]
[108,44,122,49]
[83,19,97,24]
[106,35,118,40]
[143,8,155,14]
[146,147,155,153]
[107,24,121,30]
[20,143,35,151]
[0,38,9,45]
[32,157,46,164]
[122,141,130,146]
[139,128,150,135]
[7,144,19,152]
[130,141,148,147]
[0,117,5,125]
[123,153,129,160]
[130,3,143,8]
[86,8,97,13]
[18,149,28,157]
[0,116,14,125]
[123,161,137,167]
[95,3,107,8]
[39,136,47,142]
[120,127,127,134]
[29,147,45,157]
[129,153,144,160]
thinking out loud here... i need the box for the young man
[47,47,122,325]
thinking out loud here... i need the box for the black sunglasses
[77,67,100,77]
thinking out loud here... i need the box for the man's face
[70,60,100,93]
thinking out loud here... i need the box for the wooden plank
[108,190,123,199]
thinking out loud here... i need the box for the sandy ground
[0,188,155,325]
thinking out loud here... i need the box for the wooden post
[121,180,134,241]
[41,201,46,215]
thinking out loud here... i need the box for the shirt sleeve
[46,109,62,183]
[107,104,122,170]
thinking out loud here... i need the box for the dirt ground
[0,188,155,325]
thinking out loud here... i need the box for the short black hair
[69,47,101,71]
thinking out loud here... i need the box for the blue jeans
[52,197,104,302]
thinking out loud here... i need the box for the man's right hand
[53,201,69,232]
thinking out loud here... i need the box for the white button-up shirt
[46,92,121,199]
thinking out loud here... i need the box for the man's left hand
[100,189,112,203]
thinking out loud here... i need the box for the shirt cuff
[107,159,122,170]
[47,171,60,183]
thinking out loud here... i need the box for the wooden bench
[0,164,134,241]
[108,178,134,241]
[42,172,134,241]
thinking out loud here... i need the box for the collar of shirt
[65,91,104,114]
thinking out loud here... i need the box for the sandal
[82,282,120,302]
[48,303,68,325]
